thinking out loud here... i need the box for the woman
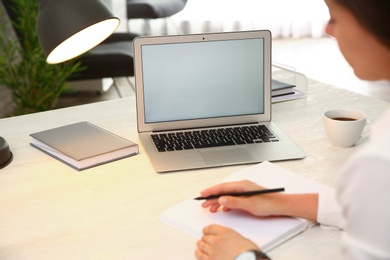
[195,0,390,259]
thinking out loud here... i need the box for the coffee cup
[323,109,367,148]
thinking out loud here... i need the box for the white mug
[323,109,367,148]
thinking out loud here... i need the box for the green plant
[0,0,83,116]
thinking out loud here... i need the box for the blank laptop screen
[141,38,265,124]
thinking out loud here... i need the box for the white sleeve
[338,153,390,260]
[317,190,344,229]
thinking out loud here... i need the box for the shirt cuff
[317,190,344,229]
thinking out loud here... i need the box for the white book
[30,121,138,171]
[160,161,333,252]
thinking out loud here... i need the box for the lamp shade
[36,0,120,64]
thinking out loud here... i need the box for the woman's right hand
[199,180,319,221]
[199,180,286,217]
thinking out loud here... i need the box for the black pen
[194,187,285,200]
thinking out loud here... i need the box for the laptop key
[193,140,235,149]
[183,144,194,150]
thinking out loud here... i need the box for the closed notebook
[160,161,333,252]
[271,79,295,97]
[30,121,138,170]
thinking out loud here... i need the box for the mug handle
[361,120,372,138]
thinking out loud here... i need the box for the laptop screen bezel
[133,30,272,133]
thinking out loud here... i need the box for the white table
[0,79,388,259]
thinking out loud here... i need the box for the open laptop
[133,30,305,173]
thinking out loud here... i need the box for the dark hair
[335,0,390,49]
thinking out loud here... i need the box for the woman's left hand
[195,224,260,260]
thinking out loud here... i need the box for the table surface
[0,79,388,260]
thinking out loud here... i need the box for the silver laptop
[133,30,305,173]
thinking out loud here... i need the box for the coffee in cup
[323,109,367,148]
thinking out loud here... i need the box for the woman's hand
[199,180,319,221]
[200,180,286,217]
[195,224,260,260]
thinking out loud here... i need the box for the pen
[194,187,285,200]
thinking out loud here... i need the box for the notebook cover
[30,121,137,161]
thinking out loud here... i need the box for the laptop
[133,30,305,173]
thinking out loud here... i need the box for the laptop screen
[140,38,265,124]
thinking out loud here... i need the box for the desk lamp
[1,0,120,169]
[36,0,120,64]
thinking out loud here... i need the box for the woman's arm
[200,180,319,222]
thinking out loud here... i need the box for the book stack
[272,79,305,103]
[272,79,296,97]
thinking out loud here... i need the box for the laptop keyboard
[151,125,279,152]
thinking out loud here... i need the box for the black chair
[2,0,137,98]
[127,0,188,35]
[68,32,138,97]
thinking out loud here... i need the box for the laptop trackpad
[200,147,255,165]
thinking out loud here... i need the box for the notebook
[160,161,334,252]
[133,30,305,173]
[30,122,139,171]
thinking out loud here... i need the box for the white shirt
[318,107,390,259]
